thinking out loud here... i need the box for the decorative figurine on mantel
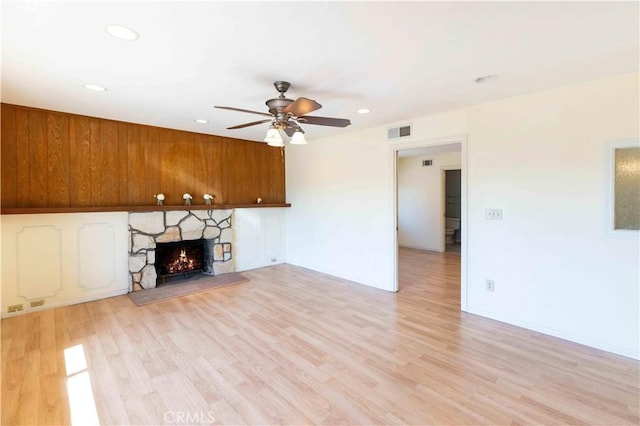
[203,193,215,205]
[154,193,165,206]
[183,193,192,206]
[256,197,263,204]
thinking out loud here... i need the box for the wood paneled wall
[1,104,286,208]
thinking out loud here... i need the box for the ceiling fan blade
[283,97,322,116]
[297,115,351,128]
[215,106,272,117]
[227,119,272,130]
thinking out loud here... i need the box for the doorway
[444,168,462,254]
[392,137,467,310]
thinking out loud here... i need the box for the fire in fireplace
[155,239,205,284]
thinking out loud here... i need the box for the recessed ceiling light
[83,84,107,92]
[475,74,498,83]
[195,119,209,124]
[105,25,140,41]
[357,108,370,114]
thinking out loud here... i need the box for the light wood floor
[2,248,638,425]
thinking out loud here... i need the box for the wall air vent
[387,124,412,140]
[422,159,433,166]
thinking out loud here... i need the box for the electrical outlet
[485,209,503,220]
[30,299,45,308]
[485,279,495,292]
[271,258,277,263]
[8,304,23,313]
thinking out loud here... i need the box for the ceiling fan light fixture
[267,138,284,147]
[290,129,307,145]
[264,128,284,146]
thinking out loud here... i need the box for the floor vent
[387,124,412,140]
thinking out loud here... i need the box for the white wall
[286,72,639,358]
[286,109,468,291]
[465,73,639,359]
[285,126,395,290]
[234,207,287,272]
[398,151,461,251]
[1,212,130,317]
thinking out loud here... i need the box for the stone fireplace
[128,209,233,291]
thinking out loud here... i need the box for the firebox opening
[155,239,205,286]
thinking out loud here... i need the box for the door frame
[390,134,468,311]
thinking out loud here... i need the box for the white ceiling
[2,1,638,143]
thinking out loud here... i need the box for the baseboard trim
[465,305,639,360]
[1,288,129,318]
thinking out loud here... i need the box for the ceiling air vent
[387,124,412,140]
[422,159,433,166]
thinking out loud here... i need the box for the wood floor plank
[1,248,638,425]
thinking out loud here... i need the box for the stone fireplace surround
[128,209,233,291]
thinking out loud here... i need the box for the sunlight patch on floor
[64,344,100,426]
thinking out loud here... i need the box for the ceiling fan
[215,81,351,146]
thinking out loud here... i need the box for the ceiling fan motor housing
[266,97,294,116]
[267,81,295,128]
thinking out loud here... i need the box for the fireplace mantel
[0,203,291,215]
